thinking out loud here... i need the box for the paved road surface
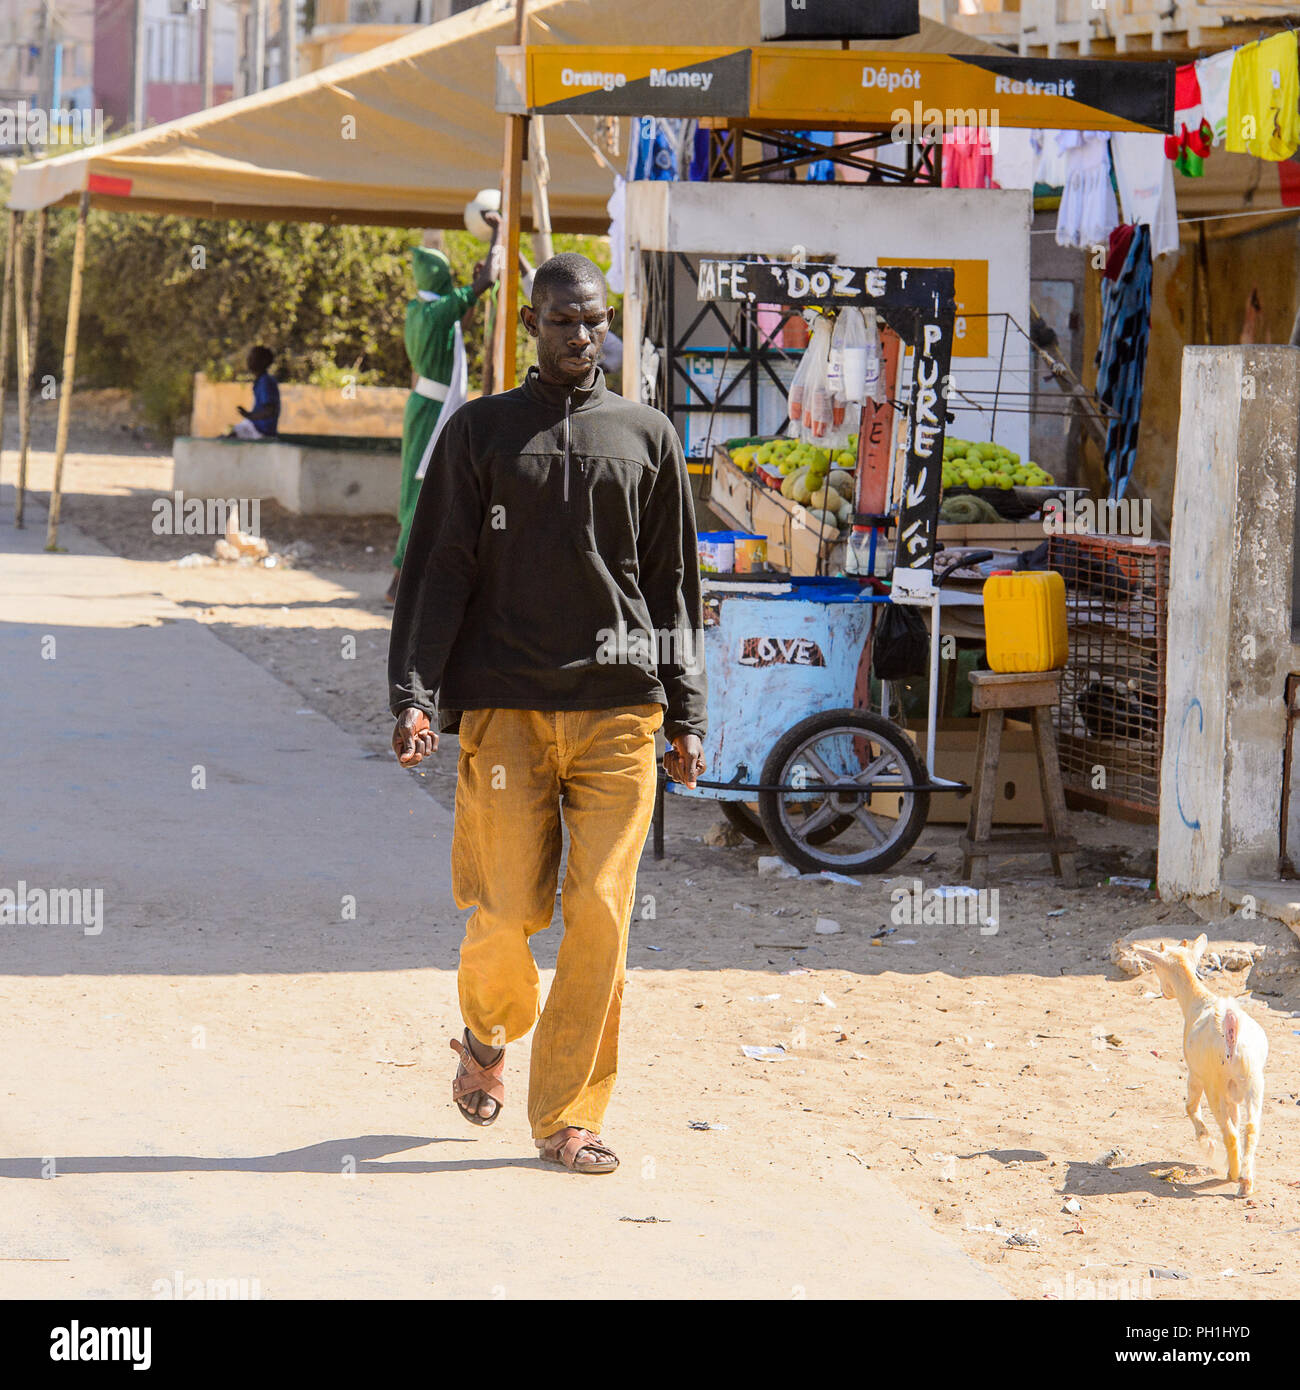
[0,494,1005,1300]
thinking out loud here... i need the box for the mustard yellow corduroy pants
[450,704,663,1141]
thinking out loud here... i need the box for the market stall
[493,35,1176,866]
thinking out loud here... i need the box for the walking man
[388,253,707,1173]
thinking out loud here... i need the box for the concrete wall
[191,374,408,440]
[172,438,402,517]
[1160,346,1300,901]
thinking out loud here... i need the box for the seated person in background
[229,346,280,439]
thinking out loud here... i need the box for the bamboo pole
[12,210,28,527]
[46,192,90,552]
[16,208,47,523]
[0,211,17,501]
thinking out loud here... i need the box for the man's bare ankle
[467,1031,502,1065]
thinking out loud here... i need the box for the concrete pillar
[1159,346,1300,903]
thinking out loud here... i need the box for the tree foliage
[14,207,615,436]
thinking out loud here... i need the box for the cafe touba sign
[495,45,1174,132]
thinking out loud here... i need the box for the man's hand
[663,734,705,790]
[393,708,438,767]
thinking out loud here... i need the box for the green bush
[8,207,620,439]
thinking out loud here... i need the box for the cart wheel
[720,798,852,847]
[721,800,769,844]
[757,710,930,876]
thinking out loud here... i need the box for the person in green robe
[388,219,501,603]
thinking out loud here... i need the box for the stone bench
[171,434,403,517]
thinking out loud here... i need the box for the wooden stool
[959,669,1079,888]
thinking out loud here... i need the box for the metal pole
[202,0,215,107]
[46,191,90,552]
[12,212,28,527]
[132,0,147,129]
[233,0,246,97]
[281,0,296,83]
[36,0,52,151]
[0,213,15,500]
[253,0,267,92]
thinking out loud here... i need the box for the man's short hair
[530,253,606,309]
[249,345,275,373]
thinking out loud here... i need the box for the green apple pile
[941,437,1053,492]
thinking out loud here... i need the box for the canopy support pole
[493,113,526,393]
[46,191,89,553]
[529,115,554,266]
[18,208,47,513]
[0,212,16,503]
[12,212,28,527]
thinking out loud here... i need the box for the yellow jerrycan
[982,570,1068,672]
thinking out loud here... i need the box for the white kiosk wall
[621,180,1033,463]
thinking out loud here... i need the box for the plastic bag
[828,308,871,450]
[862,309,886,405]
[800,316,834,442]
[871,601,929,681]
[787,316,816,427]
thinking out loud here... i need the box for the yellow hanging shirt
[1227,32,1300,160]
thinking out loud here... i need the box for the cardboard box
[869,717,1045,826]
[936,522,1046,553]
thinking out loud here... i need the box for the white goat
[1133,934,1268,1196]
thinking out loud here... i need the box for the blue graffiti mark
[1175,697,1204,830]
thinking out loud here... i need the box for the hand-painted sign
[698,259,955,593]
[739,636,827,667]
[497,45,1175,133]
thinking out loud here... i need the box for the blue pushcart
[658,562,991,875]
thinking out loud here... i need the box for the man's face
[523,277,613,387]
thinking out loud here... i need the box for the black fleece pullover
[388,366,707,743]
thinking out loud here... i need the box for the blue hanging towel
[1095,223,1152,501]
[803,130,836,182]
[689,124,711,181]
[628,117,679,181]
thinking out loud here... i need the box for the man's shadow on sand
[0,1135,536,1179]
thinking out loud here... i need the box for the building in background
[0,0,97,152]
[299,0,486,73]
[922,0,1290,58]
[94,0,237,130]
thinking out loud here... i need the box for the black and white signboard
[698,258,955,594]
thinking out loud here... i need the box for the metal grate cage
[1048,533,1169,816]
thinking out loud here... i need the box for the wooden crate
[709,448,844,576]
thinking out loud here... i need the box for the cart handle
[685,776,970,795]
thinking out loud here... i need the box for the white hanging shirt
[1055,131,1119,249]
[1111,131,1181,257]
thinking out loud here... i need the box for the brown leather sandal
[537,1126,619,1174]
[450,1030,505,1127]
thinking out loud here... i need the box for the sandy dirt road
[5,411,1300,1300]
